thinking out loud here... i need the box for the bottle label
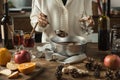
[8,24,14,39]
[1,24,14,39]
[1,25,5,39]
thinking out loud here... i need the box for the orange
[18,62,36,74]
[0,48,11,66]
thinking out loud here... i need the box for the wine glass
[13,30,24,51]
[23,32,35,48]
[23,32,35,58]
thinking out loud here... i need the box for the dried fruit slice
[24,34,30,39]
[18,62,36,74]
[0,69,12,76]
[8,71,19,79]
[6,62,19,70]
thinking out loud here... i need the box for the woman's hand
[79,16,95,27]
[38,13,49,28]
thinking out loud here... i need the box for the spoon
[55,30,68,37]
[29,22,38,38]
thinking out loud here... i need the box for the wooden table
[0,43,110,80]
[33,43,110,80]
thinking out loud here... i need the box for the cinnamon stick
[30,22,38,38]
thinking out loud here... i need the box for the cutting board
[0,60,44,80]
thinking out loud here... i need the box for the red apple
[104,54,120,69]
[14,50,31,64]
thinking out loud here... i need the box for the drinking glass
[23,32,35,48]
[13,30,24,50]
[23,32,36,58]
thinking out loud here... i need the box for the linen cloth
[37,43,87,64]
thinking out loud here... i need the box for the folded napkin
[37,43,87,64]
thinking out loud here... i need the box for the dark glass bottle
[98,0,110,51]
[1,0,14,49]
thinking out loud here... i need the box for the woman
[30,0,93,43]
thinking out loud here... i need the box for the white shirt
[30,0,93,43]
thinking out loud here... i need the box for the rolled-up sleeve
[84,0,93,16]
[30,0,45,32]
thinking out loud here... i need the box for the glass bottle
[1,0,14,49]
[111,24,120,55]
[98,0,110,51]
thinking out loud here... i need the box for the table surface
[0,43,111,80]
[33,43,110,80]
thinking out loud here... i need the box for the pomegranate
[104,54,120,69]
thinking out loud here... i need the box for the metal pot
[50,36,87,56]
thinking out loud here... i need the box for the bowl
[50,36,87,56]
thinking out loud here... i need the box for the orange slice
[8,71,19,79]
[0,69,12,76]
[18,62,36,74]
[6,61,19,71]
[24,34,30,39]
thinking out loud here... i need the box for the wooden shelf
[10,12,30,18]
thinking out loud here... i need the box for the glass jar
[111,24,120,55]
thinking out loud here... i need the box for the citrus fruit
[18,62,36,74]
[0,48,11,66]
[24,34,30,39]
[0,69,12,76]
[6,61,19,70]
[8,71,19,79]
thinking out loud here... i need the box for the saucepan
[50,36,88,56]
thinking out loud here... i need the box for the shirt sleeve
[84,0,93,16]
[30,0,45,32]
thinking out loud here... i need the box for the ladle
[55,30,68,37]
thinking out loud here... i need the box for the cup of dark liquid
[23,32,35,48]
[13,30,24,50]
[23,32,36,59]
